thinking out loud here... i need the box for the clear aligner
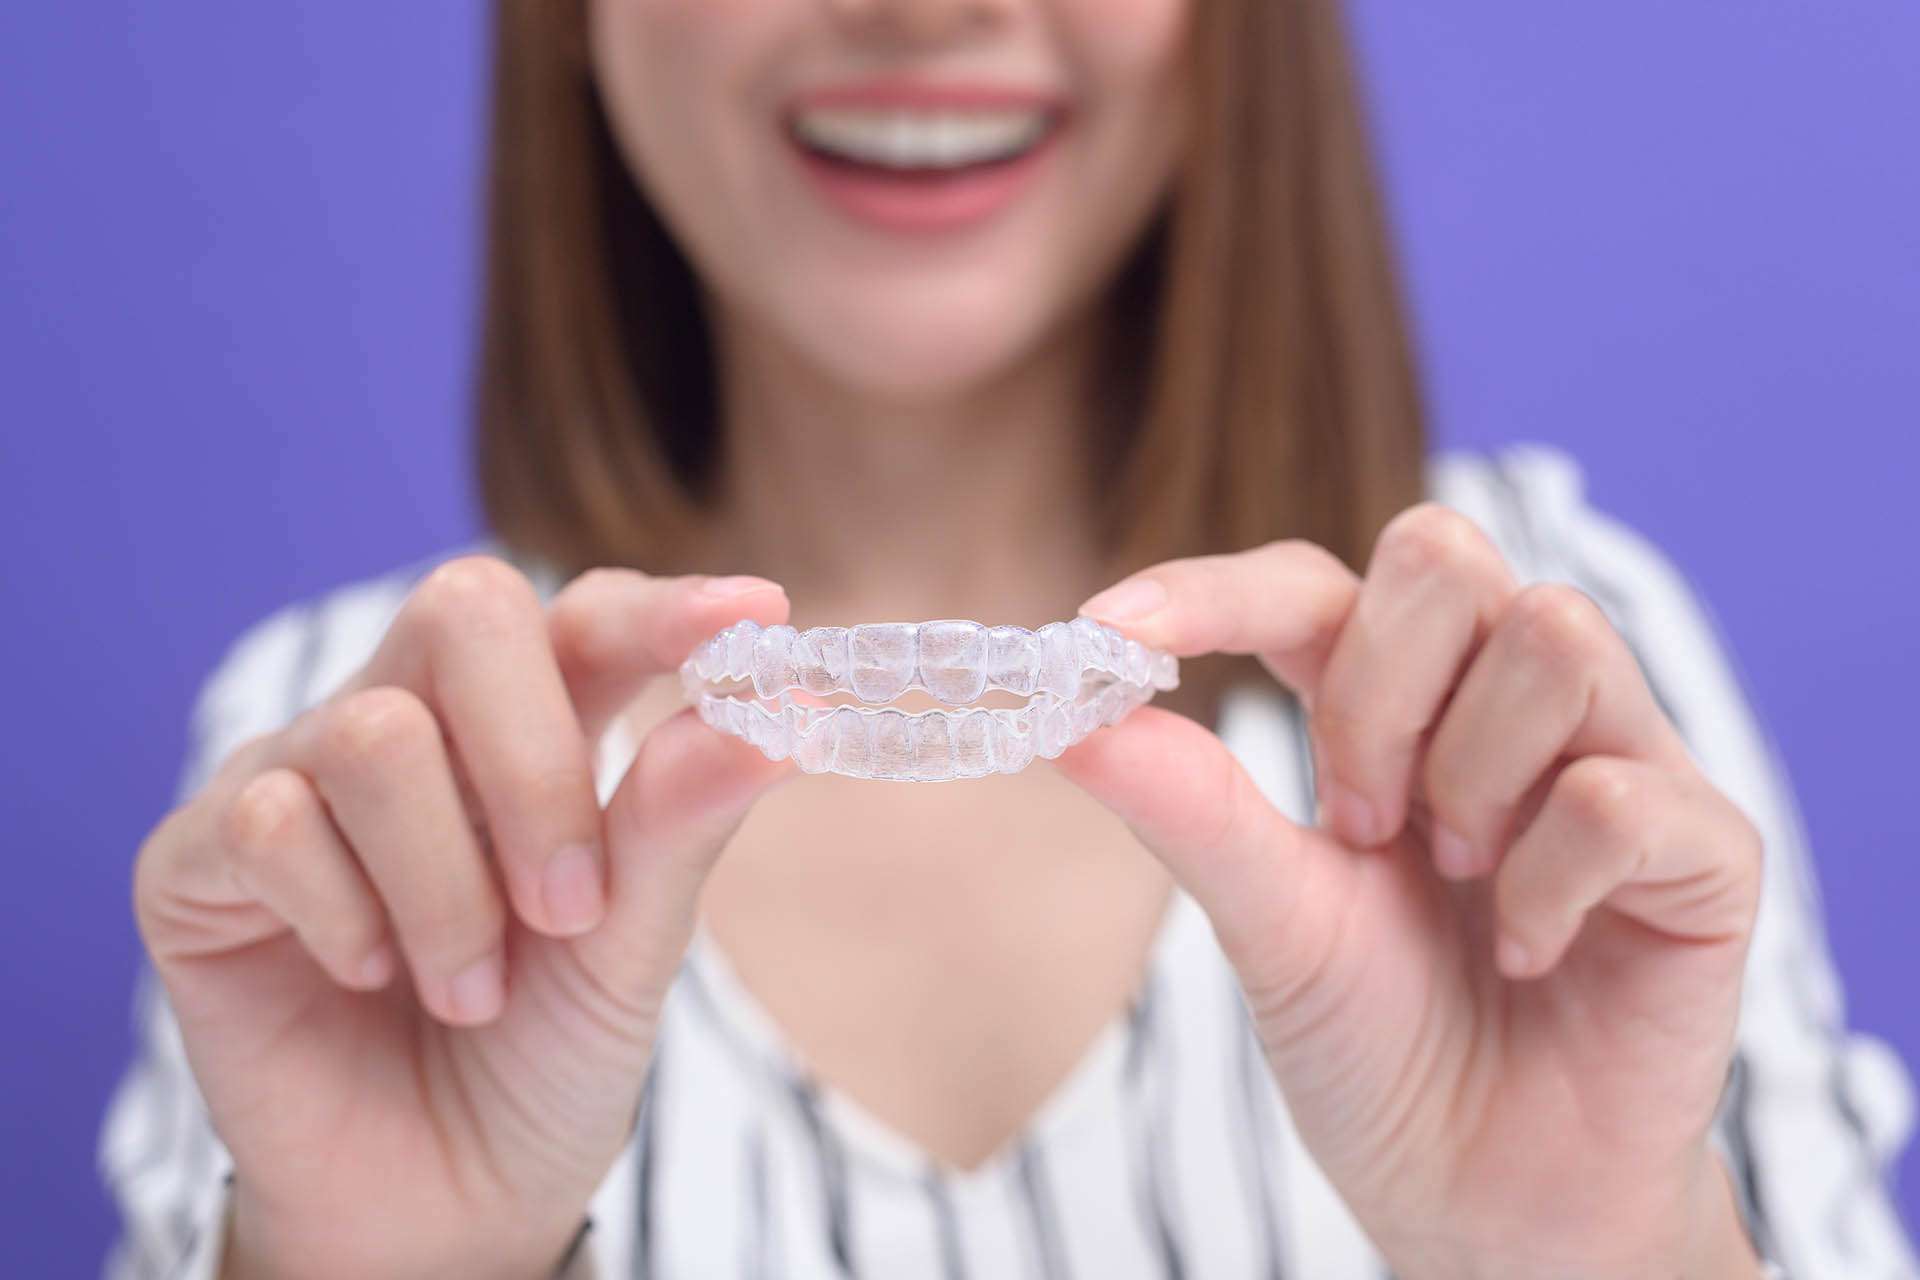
[678,617,1180,781]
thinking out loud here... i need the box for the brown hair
[476,0,1427,705]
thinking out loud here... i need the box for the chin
[779,278,1062,404]
[819,332,1038,406]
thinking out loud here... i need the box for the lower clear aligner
[678,616,1180,781]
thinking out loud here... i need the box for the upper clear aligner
[677,617,1180,781]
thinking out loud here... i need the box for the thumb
[1052,705,1351,1001]
[568,704,797,1009]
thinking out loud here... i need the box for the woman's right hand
[133,557,797,1280]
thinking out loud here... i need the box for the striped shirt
[99,443,1920,1279]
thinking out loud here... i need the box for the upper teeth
[792,108,1053,170]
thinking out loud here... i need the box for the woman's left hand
[1054,503,1767,1279]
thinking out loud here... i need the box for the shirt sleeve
[98,972,234,1280]
[1483,442,1920,1279]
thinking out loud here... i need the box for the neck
[700,304,1115,632]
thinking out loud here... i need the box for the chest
[590,679,1386,1276]
[697,765,1179,1175]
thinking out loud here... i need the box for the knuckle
[132,807,189,924]
[221,768,311,860]
[320,686,439,776]
[410,554,540,639]
[1554,756,1641,842]
[1717,794,1766,910]
[1505,582,1612,669]
[1257,536,1346,576]
[1373,502,1493,579]
[570,565,649,603]
[220,730,280,778]
[549,568,639,671]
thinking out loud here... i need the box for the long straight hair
[475,0,1427,701]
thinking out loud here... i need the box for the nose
[823,0,1013,43]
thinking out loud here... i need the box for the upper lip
[787,76,1069,116]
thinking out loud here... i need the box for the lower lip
[786,119,1064,235]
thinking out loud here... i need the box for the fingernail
[543,843,606,935]
[700,574,782,599]
[1431,825,1478,879]
[358,943,397,989]
[1325,778,1379,847]
[1079,577,1167,622]
[1496,935,1532,979]
[445,955,506,1028]
[446,952,505,1024]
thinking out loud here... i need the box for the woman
[102,0,1917,1276]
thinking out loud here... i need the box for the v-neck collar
[678,892,1189,1188]
[591,679,1304,1190]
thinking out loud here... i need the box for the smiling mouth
[785,106,1066,177]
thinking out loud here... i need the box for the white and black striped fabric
[99,444,1919,1279]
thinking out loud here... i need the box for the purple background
[2,2,1914,1270]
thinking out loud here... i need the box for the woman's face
[587,0,1192,404]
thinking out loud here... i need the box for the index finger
[346,560,791,940]
[341,555,614,939]
[1077,539,1361,709]
[546,569,789,743]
